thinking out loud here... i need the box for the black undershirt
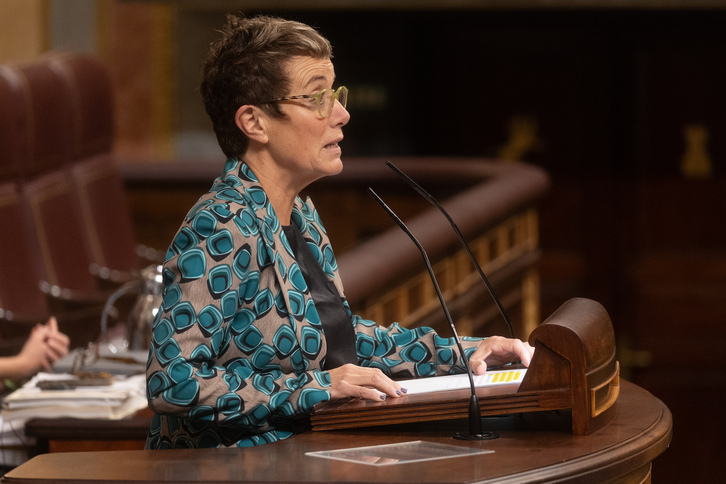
[282,225,357,370]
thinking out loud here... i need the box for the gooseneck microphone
[368,188,497,441]
[386,160,516,340]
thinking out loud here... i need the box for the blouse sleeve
[350,314,483,379]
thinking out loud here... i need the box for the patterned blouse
[146,159,481,448]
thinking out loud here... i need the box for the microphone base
[453,431,499,441]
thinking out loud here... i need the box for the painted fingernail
[380,394,387,400]
[400,387,408,394]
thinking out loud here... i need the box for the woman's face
[265,56,350,191]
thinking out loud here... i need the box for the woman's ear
[235,105,269,144]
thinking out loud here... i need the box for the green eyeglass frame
[261,86,348,118]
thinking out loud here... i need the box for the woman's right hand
[327,364,406,401]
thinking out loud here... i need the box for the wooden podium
[312,298,620,435]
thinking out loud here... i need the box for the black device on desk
[36,377,113,390]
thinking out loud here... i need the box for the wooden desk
[24,408,153,454]
[3,381,671,483]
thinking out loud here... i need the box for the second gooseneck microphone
[368,188,497,441]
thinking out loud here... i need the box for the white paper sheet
[396,368,527,395]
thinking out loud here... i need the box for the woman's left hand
[468,336,534,375]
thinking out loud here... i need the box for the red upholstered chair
[0,62,55,350]
[0,182,50,354]
[71,157,145,279]
[21,168,98,293]
[50,53,153,282]
[19,169,108,348]
[0,66,27,182]
[47,53,114,160]
[10,56,74,179]
[0,178,103,352]
[0,183,49,318]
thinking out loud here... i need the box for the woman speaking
[146,14,533,449]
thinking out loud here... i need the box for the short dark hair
[200,14,333,158]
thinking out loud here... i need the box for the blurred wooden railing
[330,159,549,339]
[354,208,540,336]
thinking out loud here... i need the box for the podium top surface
[2,381,671,484]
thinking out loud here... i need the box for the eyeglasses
[261,86,348,118]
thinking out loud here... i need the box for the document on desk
[397,368,527,395]
[307,440,493,466]
[0,372,147,421]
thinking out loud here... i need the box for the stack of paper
[0,372,147,467]
[1,372,147,422]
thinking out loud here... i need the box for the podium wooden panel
[2,381,671,484]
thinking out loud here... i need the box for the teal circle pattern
[178,249,207,282]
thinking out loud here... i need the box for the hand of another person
[327,364,406,401]
[43,316,70,364]
[468,336,534,375]
[16,317,70,376]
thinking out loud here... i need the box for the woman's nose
[330,99,350,127]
